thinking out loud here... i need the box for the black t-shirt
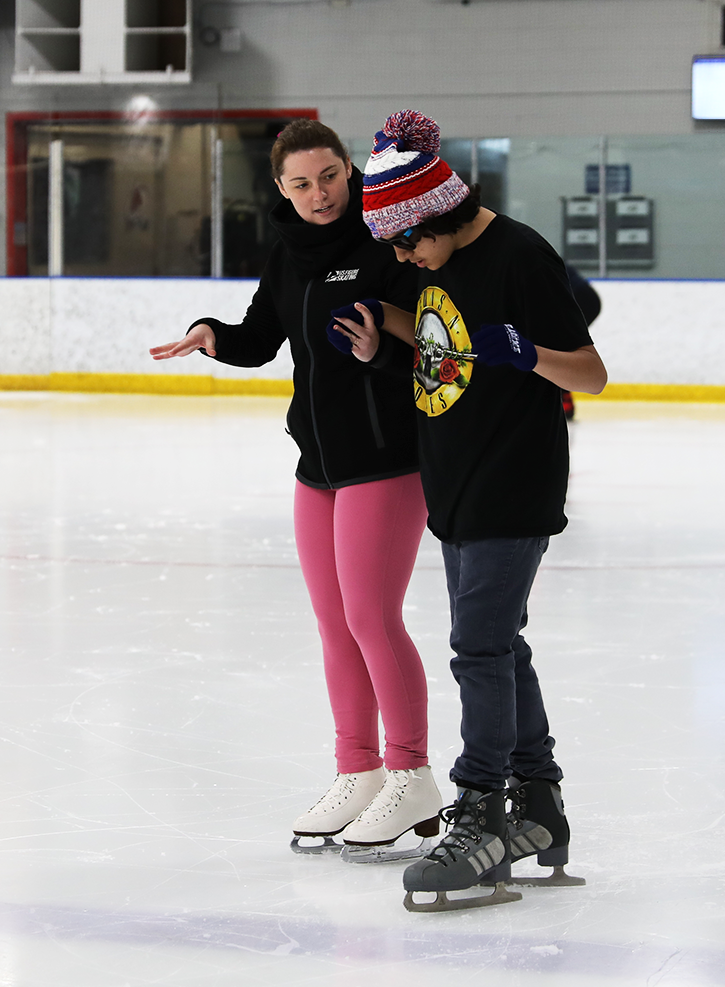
[414,214,593,542]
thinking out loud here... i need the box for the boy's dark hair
[419,184,482,237]
[270,119,349,181]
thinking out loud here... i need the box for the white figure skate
[340,765,443,863]
[291,768,385,854]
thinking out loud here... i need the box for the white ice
[0,392,723,987]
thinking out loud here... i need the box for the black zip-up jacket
[191,169,419,489]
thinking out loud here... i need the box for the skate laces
[356,769,410,821]
[506,787,527,830]
[426,795,486,864]
[310,773,359,812]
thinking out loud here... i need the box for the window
[7,110,314,278]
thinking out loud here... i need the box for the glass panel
[19,114,291,278]
[476,139,510,214]
[26,149,111,272]
[440,138,509,214]
[152,122,209,277]
[607,134,725,279]
[217,119,285,278]
[507,137,605,274]
[348,137,372,174]
[15,122,725,281]
[439,139,474,184]
[26,128,51,276]
[26,120,209,277]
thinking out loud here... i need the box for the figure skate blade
[290,835,342,855]
[341,836,435,864]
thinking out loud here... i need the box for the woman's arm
[150,323,216,360]
[149,276,286,368]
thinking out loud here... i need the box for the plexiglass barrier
[5,124,725,280]
[11,115,289,278]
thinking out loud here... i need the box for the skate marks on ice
[1,397,724,984]
[1,898,724,986]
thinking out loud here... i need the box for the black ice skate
[402,788,523,913]
[505,777,586,887]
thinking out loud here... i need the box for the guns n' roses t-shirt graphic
[414,286,473,417]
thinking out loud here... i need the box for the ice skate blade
[507,865,586,887]
[341,836,435,864]
[404,882,522,913]
[290,835,342,855]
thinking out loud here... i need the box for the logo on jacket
[414,286,473,418]
[325,269,359,282]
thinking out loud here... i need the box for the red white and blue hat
[362,110,470,237]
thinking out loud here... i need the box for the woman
[150,120,442,861]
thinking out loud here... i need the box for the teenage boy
[330,110,607,912]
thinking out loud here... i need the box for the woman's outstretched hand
[149,323,217,360]
[331,303,380,363]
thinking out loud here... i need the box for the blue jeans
[441,536,563,791]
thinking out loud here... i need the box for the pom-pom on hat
[362,110,470,238]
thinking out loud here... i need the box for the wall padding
[1,276,724,389]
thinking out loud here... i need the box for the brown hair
[270,119,349,181]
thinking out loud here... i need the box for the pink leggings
[294,473,429,773]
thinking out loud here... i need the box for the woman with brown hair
[150,119,442,862]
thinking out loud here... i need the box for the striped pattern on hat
[362,110,470,237]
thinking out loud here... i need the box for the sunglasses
[375,227,422,250]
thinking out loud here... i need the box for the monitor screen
[692,57,725,119]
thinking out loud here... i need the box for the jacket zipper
[364,374,385,449]
[301,279,333,488]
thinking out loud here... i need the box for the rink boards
[0,276,724,399]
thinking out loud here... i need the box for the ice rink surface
[0,392,723,987]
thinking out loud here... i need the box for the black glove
[470,323,538,372]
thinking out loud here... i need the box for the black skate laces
[506,788,527,830]
[506,782,565,829]
[425,797,488,865]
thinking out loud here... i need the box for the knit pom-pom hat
[362,110,470,237]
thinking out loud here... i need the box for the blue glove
[326,298,384,354]
[470,323,538,372]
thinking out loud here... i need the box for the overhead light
[125,95,159,123]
